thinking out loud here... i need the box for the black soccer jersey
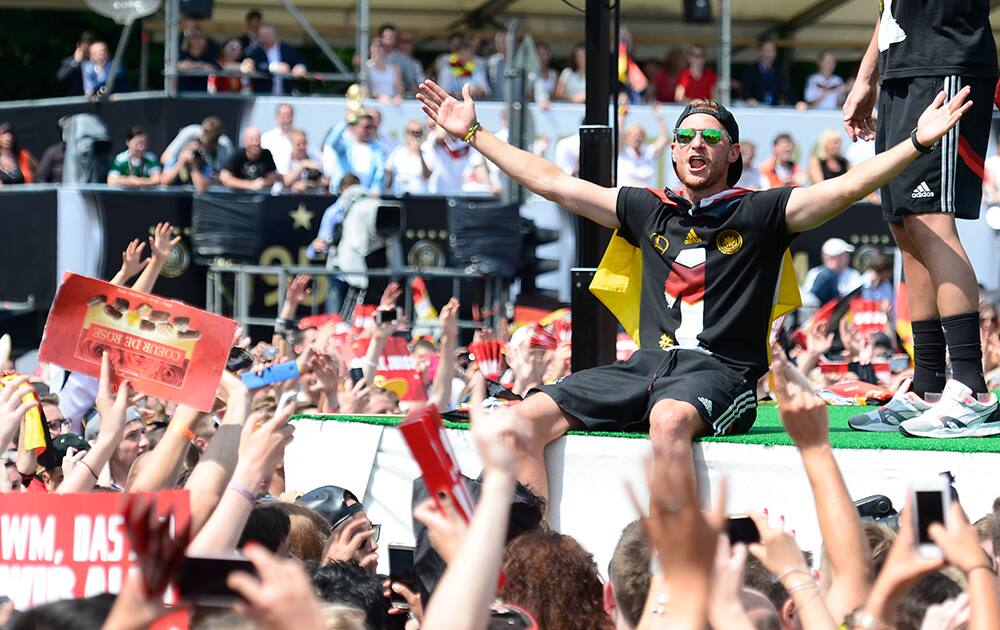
[877,0,998,80]
[615,186,795,381]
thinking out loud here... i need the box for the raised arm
[58,353,131,494]
[428,298,459,409]
[126,404,201,493]
[771,346,870,620]
[109,239,148,287]
[785,87,971,232]
[418,80,620,229]
[132,222,181,295]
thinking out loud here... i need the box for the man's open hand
[416,81,477,140]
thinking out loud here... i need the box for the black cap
[297,485,363,529]
[674,101,743,187]
[38,433,91,470]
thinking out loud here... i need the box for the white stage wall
[285,418,1000,577]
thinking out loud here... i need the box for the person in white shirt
[983,136,1000,204]
[803,51,845,110]
[616,102,669,188]
[385,120,432,195]
[261,103,295,174]
[554,133,580,177]
[282,129,328,193]
[423,124,471,194]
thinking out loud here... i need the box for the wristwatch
[843,608,888,630]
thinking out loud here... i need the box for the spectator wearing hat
[298,485,380,574]
[804,238,863,306]
[84,406,148,491]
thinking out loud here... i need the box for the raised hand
[416,81,478,140]
[746,512,810,578]
[412,495,469,564]
[95,351,132,439]
[0,375,37,442]
[439,298,459,338]
[118,239,149,280]
[379,281,402,312]
[228,543,326,630]
[149,222,181,262]
[323,515,378,569]
[122,493,191,598]
[467,377,530,476]
[285,274,312,308]
[771,344,830,451]
[915,87,973,147]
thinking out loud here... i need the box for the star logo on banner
[289,203,314,231]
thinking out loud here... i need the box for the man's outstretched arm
[418,81,620,229]
[785,87,971,233]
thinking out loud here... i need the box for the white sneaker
[848,379,933,432]
[899,379,1000,438]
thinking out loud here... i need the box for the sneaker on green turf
[899,379,1000,439]
[848,378,932,432]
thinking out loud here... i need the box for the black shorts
[877,75,995,221]
[533,348,757,436]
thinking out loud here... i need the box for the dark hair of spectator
[569,44,586,72]
[377,24,397,37]
[79,31,96,45]
[238,505,291,553]
[312,561,387,629]
[7,592,116,630]
[895,572,962,629]
[866,251,892,274]
[744,556,788,613]
[758,36,777,48]
[125,126,146,143]
[499,529,612,630]
[201,116,224,142]
[275,502,331,563]
[0,122,20,154]
[607,520,650,628]
[773,133,793,146]
[246,9,261,21]
[38,392,60,406]
[688,98,721,113]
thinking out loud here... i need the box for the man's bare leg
[511,392,580,505]
[647,398,704,483]
[900,214,979,315]
[889,221,938,320]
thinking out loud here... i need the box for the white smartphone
[912,477,950,558]
[276,390,298,414]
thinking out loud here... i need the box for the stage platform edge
[285,412,1000,577]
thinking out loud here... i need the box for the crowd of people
[4,222,1000,630]
[51,9,857,111]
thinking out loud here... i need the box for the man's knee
[515,392,573,451]
[902,213,961,248]
[648,400,701,445]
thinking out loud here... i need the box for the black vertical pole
[571,0,618,372]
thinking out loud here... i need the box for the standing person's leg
[889,222,948,397]
[901,212,986,393]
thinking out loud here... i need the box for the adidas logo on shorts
[911,181,934,199]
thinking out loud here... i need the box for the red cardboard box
[39,273,237,412]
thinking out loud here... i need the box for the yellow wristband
[463,121,481,143]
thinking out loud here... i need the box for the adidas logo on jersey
[911,181,934,199]
[684,228,703,245]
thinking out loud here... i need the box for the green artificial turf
[292,403,1000,453]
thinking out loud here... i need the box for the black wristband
[274,317,295,335]
[910,128,933,155]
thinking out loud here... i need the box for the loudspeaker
[446,199,523,279]
[191,193,263,264]
[683,0,712,23]
[180,0,214,19]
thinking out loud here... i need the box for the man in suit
[242,23,307,95]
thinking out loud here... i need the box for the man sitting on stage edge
[416,80,974,505]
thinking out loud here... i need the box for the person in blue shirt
[321,110,387,194]
[82,41,128,98]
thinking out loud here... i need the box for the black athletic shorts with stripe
[533,348,757,436]
[876,75,996,221]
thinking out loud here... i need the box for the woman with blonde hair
[808,129,849,183]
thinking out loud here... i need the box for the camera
[191,147,206,165]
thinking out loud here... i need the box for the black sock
[911,319,947,398]
[941,312,988,395]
